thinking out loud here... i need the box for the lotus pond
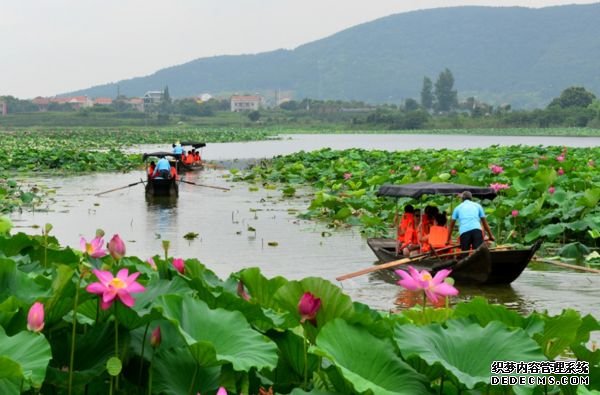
[2,132,600,394]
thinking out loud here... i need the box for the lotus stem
[68,273,83,395]
[114,306,120,390]
[303,331,308,389]
[147,353,154,395]
[138,322,150,386]
[187,363,199,395]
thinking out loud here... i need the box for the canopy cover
[179,142,206,148]
[377,182,497,200]
[142,152,180,161]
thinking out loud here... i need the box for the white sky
[1,0,598,98]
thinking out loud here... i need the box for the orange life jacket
[147,165,155,178]
[429,225,449,248]
[170,166,177,180]
[195,152,200,162]
[397,213,418,248]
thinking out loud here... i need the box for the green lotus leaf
[313,318,429,395]
[152,347,221,395]
[0,258,48,303]
[577,188,600,208]
[0,326,52,391]
[0,356,22,395]
[394,319,545,389]
[239,267,288,309]
[533,309,583,359]
[0,216,13,235]
[273,277,354,330]
[156,294,278,371]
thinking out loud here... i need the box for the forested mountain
[69,4,600,108]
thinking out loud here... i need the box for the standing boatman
[447,191,495,251]
[153,156,171,178]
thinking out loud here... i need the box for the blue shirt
[172,145,183,154]
[452,200,485,235]
[153,158,171,176]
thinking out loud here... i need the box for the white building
[230,95,262,112]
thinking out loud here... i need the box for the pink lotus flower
[556,155,565,162]
[557,167,565,176]
[489,183,510,193]
[86,268,145,310]
[107,234,126,260]
[548,186,556,194]
[217,388,228,395]
[343,172,352,180]
[298,292,321,324]
[146,257,157,270]
[237,281,250,301]
[413,165,421,171]
[490,164,504,175]
[150,326,161,348]
[172,258,184,274]
[395,266,458,304]
[80,236,107,258]
[450,169,457,175]
[511,210,519,217]
[27,302,45,332]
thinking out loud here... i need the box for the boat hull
[366,238,541,285]
[145,178,178,197]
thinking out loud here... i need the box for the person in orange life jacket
[395,205,416,254]
[421,205,439,240]
[147,161,156,179]
[170,163,178,180]
[447,191,495,251]
[420,212,449,252]
[402,209,422,257]
[194,150,201,162]
[153,156,171,179]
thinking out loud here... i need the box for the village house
[0,100,7,116]
[143,91,163,105]
[93,97,113,106]
[127,98,144,112]
[230,95,262,112]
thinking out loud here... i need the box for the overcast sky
[2,0,598,98]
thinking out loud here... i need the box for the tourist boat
[367,182,541,285]
[174,142,206,172]
[142,152,179,198]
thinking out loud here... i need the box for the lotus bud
[172,258,184,274]
[237,281,250,301]
[150,326,161,348]
[511,210,519,217]
[27,302,45,332]
[147,257,157,270]
[217,387,228,395]
[107,234,126,260]
[548,186,556,194]
[298,292,321,325]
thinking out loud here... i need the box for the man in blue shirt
[172,142,183,155]
[447,191,495,251]
[153,156,171,178]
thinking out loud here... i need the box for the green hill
[69,4,600,108]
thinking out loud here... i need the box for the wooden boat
[142,152,180,198]
[367,238,542,285]
[370,182,542,285]
[174,142,206,172]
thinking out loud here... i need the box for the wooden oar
[532,258,600,274]
[336,244,460,282]
[95,180,144,196]
[179,179,230,191]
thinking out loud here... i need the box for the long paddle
[532,258,600,274]
[179,179,230,191]
[95,180,144,196]
[336,244,460,282]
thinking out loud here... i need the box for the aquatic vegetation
[0,231,597,393]
[236,145,600,245]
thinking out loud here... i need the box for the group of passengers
[396,191,495,257]
[172,142,202,166]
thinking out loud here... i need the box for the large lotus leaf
[213,287,286,332]
[290,389,342,395]
[273,277,354,330]
[394,319,545,389]
[313,319,428,395]
[0,326,52,390]
[265,330,319,391]
[239,267,288,309]
[152,347,221,395]
[43,264,76,324]
[156,294,278,372]
[453,297,531,331]
[559,242,591,263]
[0,356,22,395]
[533,309,582,359]
[539,223,566,239]
[0,297,19,328]
[534,167,557,189]
[0,258,48,303]
[577,188,600,208]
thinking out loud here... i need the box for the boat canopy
[377,182,497,200]
[179,142,206,148]
[142,152,180,161]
